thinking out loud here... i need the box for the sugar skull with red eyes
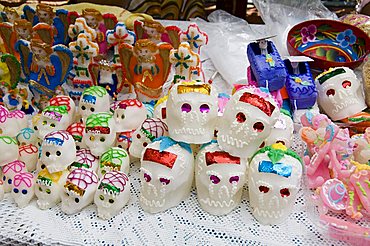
[195,142,247,215]
[248,143,302,225]
[217,86,279,158]
[139,136,194,213]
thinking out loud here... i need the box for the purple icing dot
[200,104,210,113]
[159,177,170,185]
[229,176,239,184]
[144,173,151,182]
[181,103,192,113]
[210,175,220,184]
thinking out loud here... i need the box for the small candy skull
[70,148,99,172]
[19,144,38,172]
[41,131,76,173]
[79,86,110,123]
[48,95,76,124]
[94,171,130,220]
[11,172,34,208]
[2,160,26,192]
[61,168,99,214]
[129,118,168,158]
[66,122,86,150]
[0,136,19,166]
[264,110,294,148]
[16,128,39,146]
[113,99,147,132]
[0,106,22,137]
[195,142,247,215]
[140,136,194,213]
[153,95,168,123]
[114,130,134,151]
[99,147,130,177]
[37,105,71,139]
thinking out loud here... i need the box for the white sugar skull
[66,122,87,151]
[11,172,34,208]
[94,171,130,220]
[35,169,69,209]
[37,105,71,139]
[114,130,134,151]
[0,106,22,137]
[61,168,99,214]
[153,95,168,123]
[79,86,110,123]
[113,99,147,132]
[19,144,38,172]
[2,160,26,192]
[48,95,76,124]
[217,87,279,158]
[195,142,247,215]
[248,143,302,225]
[16,128,39,146]
[166,81,218,144]
[129,118,168,158]
[0,136,19,166]
[70,148,99,172]
[264,110,294,148]
[8,110,28,131]
[140,136,194,213]
[98,147,130,177]
[85,113,116,156]
[316,67,366,121]
[41,131,76,173]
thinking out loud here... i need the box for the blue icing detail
[258,160,292,178]
[45,137,64,146]
[218,93,230,99]
[326,124,335,142]
[200,140,218,150]
[154,136,192,154]
[305,111,314,125]
[82,94,96,104]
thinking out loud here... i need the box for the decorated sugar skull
[217,86,279,158]
[153,95,168,123]
[41,131,76,173]
[2,160,26,192]
[99,147,130,177]
[35,168,69,209]
[66,122,86,150]
[195,141,247,215]
[94,171,130,220]
[11,172,34,208]
[70,148,99,172]
[129,118,168,158]
[113,99,147,132]
[248,143,302,225]
[85,113,116,156]
[114,130,134,151]
[166,81,218,144]
[0,106,22,137]
[61,168,99,214]
[315,67,367,121]
[19,144,38,172]
[48,95,76,124]
[37,105,70,139]
[140,136,194,213]
[0,136,19,166]
[264,110,294,148]
[79,86,110,123]
[8,110,28,130]
[16,128,39,146]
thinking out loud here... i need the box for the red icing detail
[45,130,71,141]
[101,171,129,191]
[143,148,177,169]
[49,96,72,112]
[161,108,167,119]
[13,172,33,188]
[141,118,168,138]
[67,168,98,190]
[19,144,38,155]
[67,123,85,139]
[3,160,26,174]
[205,151,240,166]
[117,99,142,109]
[86,126,110,134]
[239,92,275,117]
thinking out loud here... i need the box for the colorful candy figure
[2,160,26,192]
[179,23,208,55]
[98,147,130,177]
[48,95,76,123]
[1,7,20,23]
[106,22,136,64]
[313,178,348,214]
[11,172,34,208]
[113,99,147,133]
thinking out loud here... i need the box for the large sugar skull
[85,113,116,156]
[140,136,194,213]
[61,168,99,214]
[37,105,70,139]
[153,95,168,123]
[99,147,130,177]
[70,148,99,172]
[79,86,110,123]
[48,95,76,124]
[264,110,294,148]
[66,122,86,150]
[217,87,279,158]
[248,143,302,225]
[316,67,367,121]
[16,128,39,146]
[2,160,26,192]
[195,142,247,215]
[94,171,130,220]
[113,99,147,132]
[0,106,22,137]
[0,136,19,166]
[19,144,38,172]
[35,168,69,209]
[129,118,168,158]
[41,131,76,173]
[166,81,218,144]
[11,172,34,208]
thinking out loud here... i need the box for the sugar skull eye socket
[326,89,335,96]
[34,126,38,131]
[136,134,141,139]
[253,122,264,132]
[143,142,148,147]
[181,103,192,113]
[99,195,104,200]
[13,188,19,193]
[2,176,5,181]
[45,151,50,157]
[46,189,51,194]
[81,106,86,110]
[22,189,28,195]
[280,188,290,197]
[121,114,125,119]
[42,121,47,125]
[236,112,246,123]
[75,198,80,203]
[50,123,55,128]
[200,104,210,113]
[100,137,105,142]
[89,136,95,141]
[76,146,80,150]
[259,185,270,193]
[276,140,285,145]
[8,178,12,184]
[159,178,170,185]
[229,176,240,184]
[90,108,95,112]
[39,187,42,192]
[56,151,61,156]
[109,199,114,204]
[342,80,351,88]
[143,173,151,182]
[210,175,220,184]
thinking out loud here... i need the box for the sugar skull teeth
[253,207,283,219]
[219,134,247,148]
[139,195,165,208]
[199,198,236,208]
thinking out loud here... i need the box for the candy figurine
[61,168,99,214]
[2,160,26,193]
[315,67,367,121]
[0,19,33,57]
[248,143,302,225]
[129,118,168,159]
[19,144,38,172]
[16,128,39,146]
[35,168,69,209]
[166,81,218,144]
[41,130,76,173]
[140,136,194,213]
[94,171,130,220]
[153,95,168,123]
[79,86,110,123]
[66,122,86,150]
[0,136,19,167]
[36,105,70,139]
[0,54,21,102]
[70,148,99,172]
[264,110,294,148]
[1,7,19,23]
[98,147,130,177]
[363,55,370,107]
[113,99,147,133]
[179,23,208,55]
[106,22,136,64]
[217,86,279,158]
[11,172,34,208]
[195,142,247,215]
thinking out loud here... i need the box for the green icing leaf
[86,113,112,128]
[267,149,285,164]
[43,105,68,115]
[83,86,107,97]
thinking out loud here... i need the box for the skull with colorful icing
[153,95,168,123]
[195,141,247,215]
[217,86,279,158]
[66,122,86,150]
[35,169,69,209]
[140,136,194,213]
[94,171,130,220]
[16,128,39,146]
[248,143,302,225]
[85,113,116,156]
[98,147,130,177]
[0,136,19,167]
[166,81,218,144]
[0,106,22,137]
[19,144,38,172]
[129,118,168,158]
[79,86,110,123]
[264,110,294,148]
[2,160,26,192]
[37,105,70,139]
[11,172,34,208]
[48,95,76,124]
[70,148,99,172]
[41,131,76,173]
[113,99,147,132]
[315,67,366,121]
[61,168,99,214]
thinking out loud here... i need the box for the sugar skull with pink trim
[19,144,38,172]
[37,105,71,139]
[66,122,86,151]
[70,148,99,172]
[113,99,147,132]
[2,160,26,193]
[0,105,22,137]
[98,147,130,178]
[79,86,110,123]
[11,172,34,208]
[0,136,19,167]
